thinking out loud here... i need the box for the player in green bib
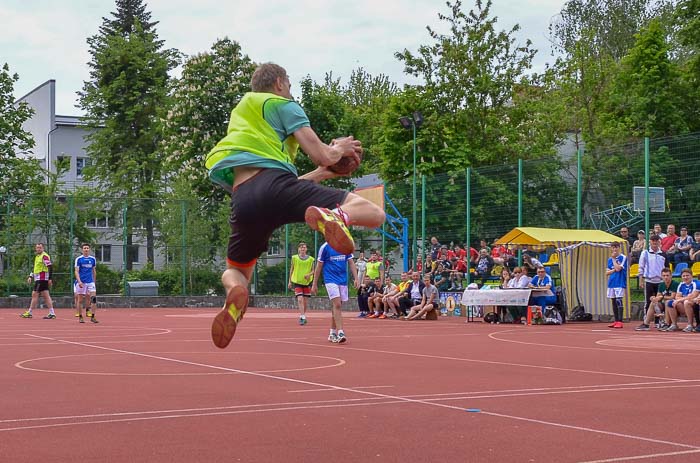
[288,242,315,325]
[206,63,385,348]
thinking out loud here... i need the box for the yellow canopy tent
[495,227,630,319]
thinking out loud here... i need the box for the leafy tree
[79,0,179,269]
[676,0,700,130]
[0,63,41,220]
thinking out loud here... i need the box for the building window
[95,244,111,263]
[128,245,140,263]
[267,241,281,256]
[76,157,87,176]
[86,211,112,228]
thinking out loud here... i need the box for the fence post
[644,137,650,237]
[122,201,128,296]
[465,167,471,285]
[285,224,289,296]
[181,200,187,296]
[421,174,426,274]
[577,147,583,229]
[518,160,523,266]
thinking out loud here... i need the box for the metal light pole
[399,111,423,271]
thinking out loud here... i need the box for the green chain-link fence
[2,133,699,296]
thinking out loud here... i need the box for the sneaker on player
[336,332,347,343]
[74,312,80,317]
[79,316,85,324]
[299,317,307,326]
[328,333,338,343]
[43,313,56,319]
[634,323,650,331]
[211,285,248,349]
[357,312,367,318]
[664,324,679,332]
[682,325,694,333]
[86,309,93,318]
[19,311,32,319]
[378,313,387,319]
[613,321,623,329]
[90,316,99,324]
[304,206,354,255]
[608,322,617,328]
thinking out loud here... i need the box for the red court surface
[1,307,700,463]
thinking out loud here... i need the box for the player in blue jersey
[665,268,698,332]
[606,242,627,329]
[311,242,358,343]
[74,244,99,323]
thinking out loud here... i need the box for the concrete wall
[18,80,54,166]
[0,295,359,311]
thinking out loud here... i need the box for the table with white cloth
[460,288,553,322]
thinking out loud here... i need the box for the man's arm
[294,127,361,167]
[348,259,359,288]
[311,261,324,294]
[288,259,296,289]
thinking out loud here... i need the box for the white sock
[331,207,349,225]
[338,330,345,336]
[49,308,55,315]
[329,329,336,335]
[300,314,306,319]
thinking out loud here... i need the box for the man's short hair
[661,268,672,274]
[81,243,90,248]
[650,235,661,241]
[682,268,692,276]
[251,63,287,92]
[297,241,306,248]
[610,242,620,248]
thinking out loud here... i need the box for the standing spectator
[355,251,367,284]
[689,231,700,263]
[638,235,666,311]
[356,275,373,318]
[660,224,678,266]
[629,230,646,265]
[311,241,359,343]
[673,226,694,264]
[479,239,491,253]
[606,242,627,329]
[20,243,56,320]
[619,227,635,248]
[467,243,479,266]
[365,251,384,285]
[475,248,494,285]
[288,241,315,325]
[430,237,441,260]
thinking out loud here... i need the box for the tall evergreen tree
[79,0,179,268]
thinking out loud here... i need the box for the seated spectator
[528,266,557,313]
[479,239,491,254]
[474,248,494,285]
[663,268,698,332]
[672,226,694,264]
[356,276,375,318]
[653,223,666,239]
[385,272,410,318]
[401,272,425,316]
[448,256,468,290]
[660,224,678,266]
[433,263,451,292]
[635,267,677,331]
[522,253,542,274]
[507,266,531,323]
[619,227,635,248]
[629,230,646,265]
[367,277,391,318]
[496,268,512,322]
[690,232,700,263]
[467,244,479,266]
[375,276,397,319]
[405,275,439,320]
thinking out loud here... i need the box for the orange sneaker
[304,206,355,255]
[378,313,387,319]
[211,285,249,348]
[367,313,378,318]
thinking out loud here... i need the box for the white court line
[18,333,700,451]
[487,329,700,356]
[577,449,700,462]
[267,338,686,382]
[288,385,395,393]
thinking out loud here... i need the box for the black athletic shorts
[227,169,348,268]
[33,280,50,292]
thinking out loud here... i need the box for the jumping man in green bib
[206,63,385,348]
